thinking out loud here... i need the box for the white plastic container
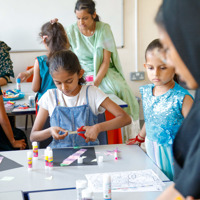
[81,188,93,200]
[76,179,87,200]
[103,174,112,200]
[29,95,35,108]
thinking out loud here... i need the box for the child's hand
[11,139,26,150]
[126,133,145,146]
[83,125,99,143]
[50,127,68,140]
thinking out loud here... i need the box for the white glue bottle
[81,188,93,200]
[27,151,33,171]
[32,141,38,159]
[48,149,53,170]
[103,174,112,200]
[16,78,21,92]
[76,179,87,200]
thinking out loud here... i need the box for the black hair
[75,0,100,21]
[155,4,166,30]
[49,50,85,85]
[145,39,163,61]
[39,21,70,59]
[145,39,178,82]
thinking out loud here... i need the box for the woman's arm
[0,77,8,86]
[30,107,67,142]
[94,49,111,87]
[0,96,26,149]
[182,95,193,118]
[32,59,41,92]
[83,97,131,143]
[17,67,34,82]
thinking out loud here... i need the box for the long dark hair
[49,50,85,85]
[39,21,70,59]
[75,0,100,21]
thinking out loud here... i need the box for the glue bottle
[76,179,87,200]
[32,141,38,159]
[103,174,112,200]
[16,78,21,92]
[85,75,94,85]
[27,151,33,171]
[48,149,53,170]
[81,188,93,200]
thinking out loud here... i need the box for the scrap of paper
[0,176,15,181]
[61,149,87,166]
[85,169,164,192]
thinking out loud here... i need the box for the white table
[28,182,173,200]
[2,83,128,114]
[0,191,24,200]
[0,144,169,194]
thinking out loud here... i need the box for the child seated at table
[126,39,193,180]
[30,50,131,148]
[0,88,27,150]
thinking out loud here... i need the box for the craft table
[2,82,36,115]
[28,182,173,200]
[2,83,127,114]
[0,144,169,195]
[0,190,24,200]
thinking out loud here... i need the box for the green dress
[66,22,139,122]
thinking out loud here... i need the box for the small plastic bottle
[76,179,87,200]
[32,141,38,159]
[103,174,112,200]
[48,149,53,170]
[16,78,21,92]
[81,188,93,200]
[27,151,33,171]
[85,75,94,85]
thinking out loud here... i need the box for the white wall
[10,0,162,122]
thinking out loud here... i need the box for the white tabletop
[28,182,173,200]
[0,190,24,200]
[0,144,169,193]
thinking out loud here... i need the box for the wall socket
[130,72,145,81]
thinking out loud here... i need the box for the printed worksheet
[85,169,165,192]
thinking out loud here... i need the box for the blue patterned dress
[140,82,192,180]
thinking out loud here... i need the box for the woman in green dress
[66,0,140,141]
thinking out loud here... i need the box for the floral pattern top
[0,41,14,82]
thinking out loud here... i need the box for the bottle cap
[76,179,87,189]
[32,141,38,147]
[46,146,51,151]
[27,151,33,158]
[16,78,21,83]
[82,188,93,198]
[103,174,111,183]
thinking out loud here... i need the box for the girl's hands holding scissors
[83,125,99,143]
[50,126,68,140]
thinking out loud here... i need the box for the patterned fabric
[140,82,192,145]
[0,41,14,81]
[66,22,139,121]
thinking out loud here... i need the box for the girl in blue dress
[30,50,131,148]
[127,39,193,180]
[32,18,70,102]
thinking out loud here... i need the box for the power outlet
[130,72,145,81]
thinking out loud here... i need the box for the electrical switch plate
[130,72,145,81]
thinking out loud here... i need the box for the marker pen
[114,149,118,160]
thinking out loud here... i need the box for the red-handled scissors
[66,126,86,139]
